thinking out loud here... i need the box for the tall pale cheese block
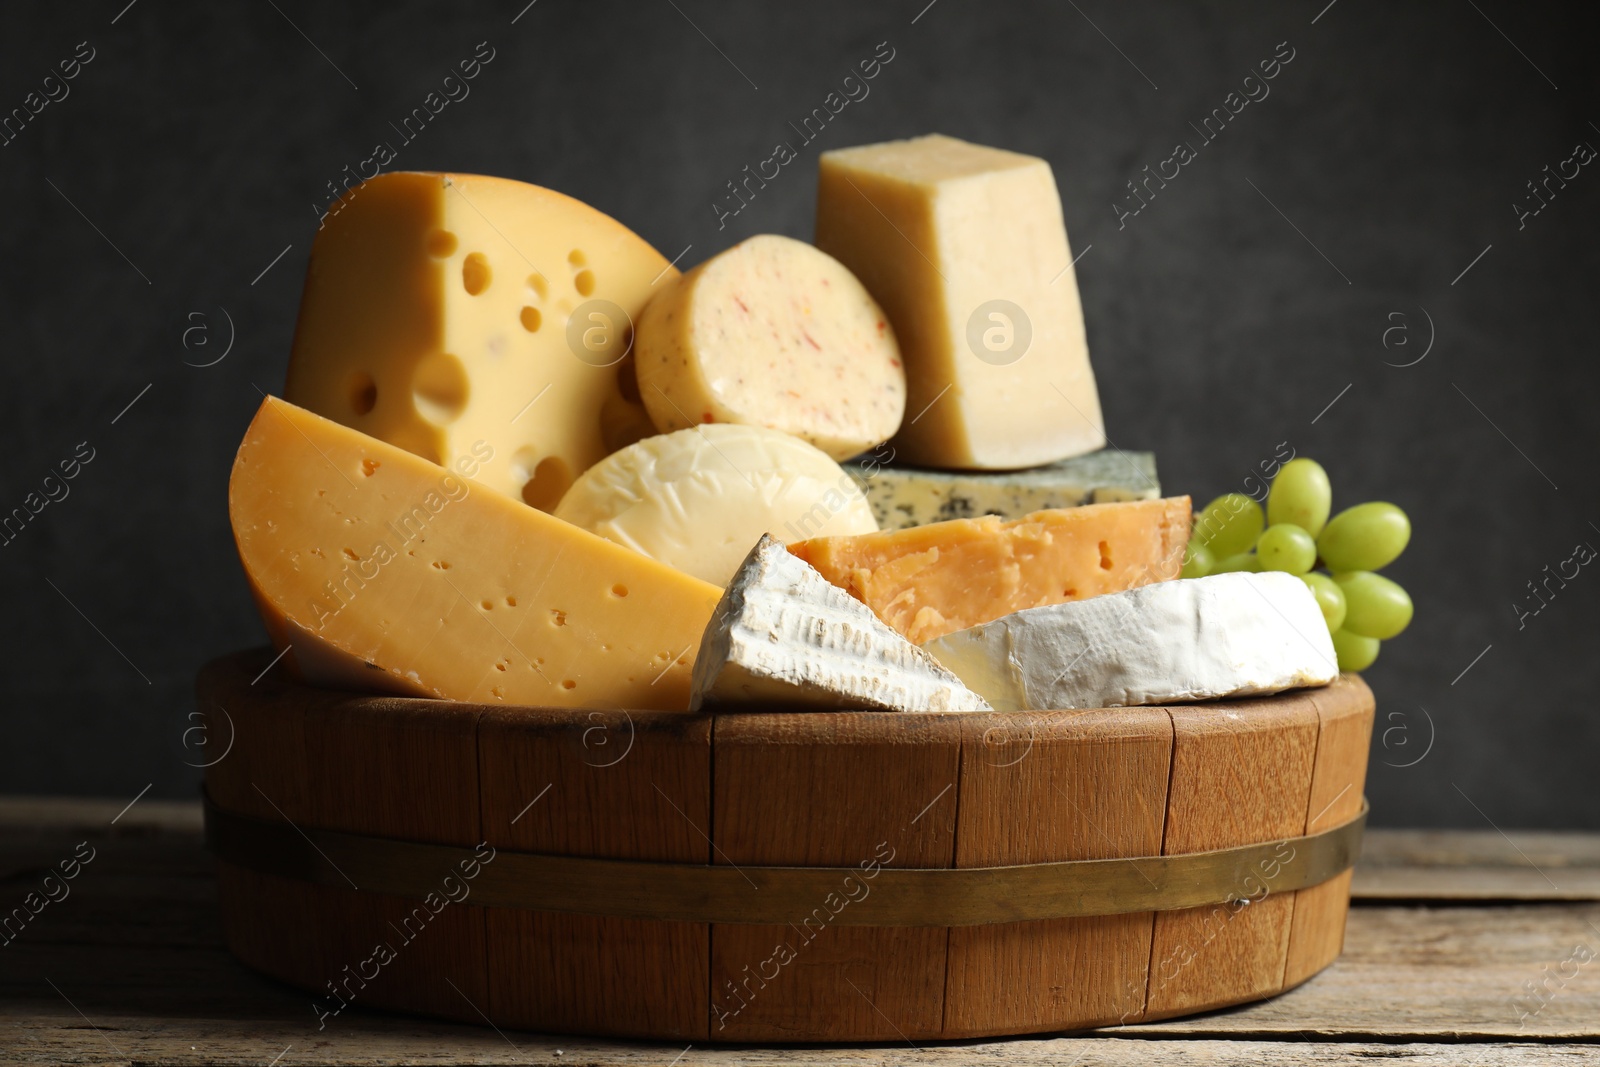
[286,171,674,510]
[229,396,722,711]
[816,134,1104,469]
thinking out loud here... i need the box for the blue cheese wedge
[691,535,992,712]
[921,572,1338,711]
[843,449,1158,530]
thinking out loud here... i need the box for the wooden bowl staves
[197,649,1372,1042]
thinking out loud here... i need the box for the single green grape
[1181,541,1214,579]
[1267,458,1332,537]
[1193,494,1264,560]
[1334,571,1413,639]
[1300,572,1347,632]
[1317,502,1411,572]
[1330,628,1380,672]
[1257,523,1318,574]
[1210,552,1263,573]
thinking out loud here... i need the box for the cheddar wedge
[229,396,722,709]
[788,497,1191,644]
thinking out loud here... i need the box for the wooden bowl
[197,648,1372,1042]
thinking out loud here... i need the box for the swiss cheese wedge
[286,171,674,510]
[230,396,722,710]
[789,497,1191,644]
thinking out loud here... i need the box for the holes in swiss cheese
[412,353,470,425]
[615,349,642,403]
[611,583,629,598]
[513,446,572,511]
[462,252,492,295]
[426,229,458,258]
[519,306,542,333]
[350,372,378,415]
[567,249,586,267]
[361,458,380,477]
[1098,540,1113,570]
[574,269,595,297]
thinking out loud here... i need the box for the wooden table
[3,797,1598,1065]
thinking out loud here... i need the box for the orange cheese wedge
[788,497,1191,644]
[229,396,722,709]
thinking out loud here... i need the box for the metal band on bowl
[203,791,1365,928]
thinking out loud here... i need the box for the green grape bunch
[1181,458,1412,673]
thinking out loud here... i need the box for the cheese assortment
[845,450,1159,530]
[789,497,1191,644]
[691,536,990,712]
[634,234,906,461]
[227,138,1383,717]
[815,134,1104,470]
[552,423,877,586]
[921,572,1338,711]
[285,172,671,511]
[230,396,721,710]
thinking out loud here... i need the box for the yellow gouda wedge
[635,234,905,460]
[286,172,673,511]
[229,396,722,710]
[788,497,1191,644]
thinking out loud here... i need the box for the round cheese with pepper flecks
[634,234,905,461]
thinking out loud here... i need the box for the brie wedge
[921,571,1338,711]
[691,535,992,712]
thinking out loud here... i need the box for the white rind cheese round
[921,571,1339,711]
[635,234,906,461]
[692,535,991,713]
[554,424,878,586]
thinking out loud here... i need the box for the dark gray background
[3,1,1595,827]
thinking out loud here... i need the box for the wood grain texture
[296,691,488,1026]
[1144,692,1321,1018]
[199,651,330,998]
[709,712,961,1042]
[200,650,490,1026]
[1284,675,1374,987]
[1355,829,1600,901]
[943,708,1173,1036]
[9,1022,1600,1067]
[6,799,1598,1063]
[476,705,712,1040]
[1116,902,1600,1040]
[193,654,1370,1042]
